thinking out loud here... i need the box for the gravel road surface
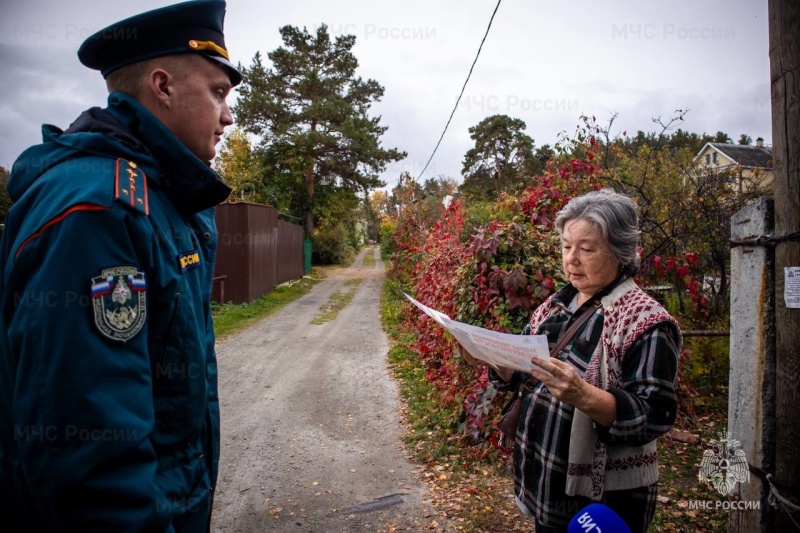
[211,246,445,532]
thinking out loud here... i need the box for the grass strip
[381,273,526,532]
[362,249,376,268]
[310,279,361,324]
[212,268,324,339]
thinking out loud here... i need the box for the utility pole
[768,0,800,530]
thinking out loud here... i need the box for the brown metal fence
[212,202,304,304]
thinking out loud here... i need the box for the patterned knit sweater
[528,277,681,499]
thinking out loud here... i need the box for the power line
[413,0,503,185]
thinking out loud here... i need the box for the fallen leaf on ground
[667,429,701,445]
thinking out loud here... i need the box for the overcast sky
[0,0,771,189]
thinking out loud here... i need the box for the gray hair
[554,189,641,276]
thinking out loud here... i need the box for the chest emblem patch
[91,266,147,341]
[179,249,201,272]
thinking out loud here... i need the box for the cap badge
[188,39,229,60]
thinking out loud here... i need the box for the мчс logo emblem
[699,432,750,496]
[91,266,147,341]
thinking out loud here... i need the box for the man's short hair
[105,54,195,97]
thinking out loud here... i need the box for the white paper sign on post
[785,267,800,309]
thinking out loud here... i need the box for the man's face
[163,56,233,163]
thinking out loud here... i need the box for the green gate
[303,238,312,274]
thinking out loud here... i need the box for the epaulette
[114,158,149,215]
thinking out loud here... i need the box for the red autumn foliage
[388,136,712,449]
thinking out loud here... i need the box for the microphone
[567,503,632,533]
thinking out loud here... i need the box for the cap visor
[206,55,242,86]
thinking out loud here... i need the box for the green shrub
[379,218,396,259]
[681,336,729,391]
[312,225,350,265]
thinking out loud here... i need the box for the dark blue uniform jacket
[0,92,231,532]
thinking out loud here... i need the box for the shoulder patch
[114,159,149,215]
[91,266,147,342]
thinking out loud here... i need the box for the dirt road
[211,246,444,532]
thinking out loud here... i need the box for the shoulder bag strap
[518,300,600,394]
[548,300,600,357]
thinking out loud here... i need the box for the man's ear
[147,68,172,109]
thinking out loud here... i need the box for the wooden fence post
[768,0,800,530]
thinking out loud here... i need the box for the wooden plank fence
[212,202,304,304]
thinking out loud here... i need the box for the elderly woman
[461,189,681,533]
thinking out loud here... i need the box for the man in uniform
[0,1,240,530]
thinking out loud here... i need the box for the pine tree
[459,115,538,201]
[234,25,405,235]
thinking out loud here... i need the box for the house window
[713,153,718,164]
[705,154,711,165]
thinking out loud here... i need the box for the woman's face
[561,219,620,302]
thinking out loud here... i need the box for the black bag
[496,302,597,445]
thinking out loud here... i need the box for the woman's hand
[529,357,617,428]
[456,343,515,382]
[456,343,482,367]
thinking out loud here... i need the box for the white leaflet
[404,293,549,373]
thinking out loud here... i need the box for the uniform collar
[105,91,231,216]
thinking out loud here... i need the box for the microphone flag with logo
[567,503,632,533]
